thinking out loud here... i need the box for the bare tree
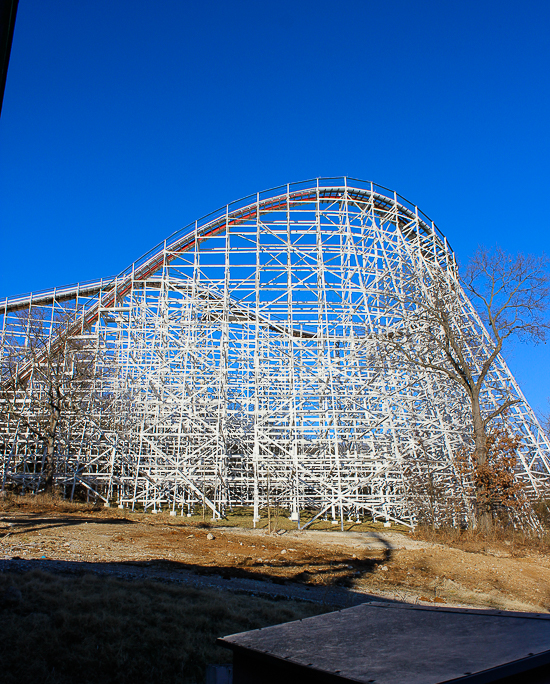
[386,247,550,531]
[0,309,100,493]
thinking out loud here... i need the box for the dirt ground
[1,504,549,613]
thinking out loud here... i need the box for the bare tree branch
[384,246,550,531]
[0,308,103,493]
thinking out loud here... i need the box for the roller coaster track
[5,181,449,383]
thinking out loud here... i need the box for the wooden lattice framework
[2,178,549,526]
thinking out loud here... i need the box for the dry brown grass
[412,523,550,557]
[0,570,330,684]
[0,491,103,515]
[0,493,413,534]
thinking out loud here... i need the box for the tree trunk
[471,392,492,533]
[42,436,55,493]
[43,407,60,493]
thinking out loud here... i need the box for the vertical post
[267,467,271,534]
[253,192,261,527]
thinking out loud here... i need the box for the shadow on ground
[0,525,395,606]
[0,514,136,536]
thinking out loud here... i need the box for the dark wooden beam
[0,0,19,117]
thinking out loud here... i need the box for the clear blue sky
[1,0,549,416]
